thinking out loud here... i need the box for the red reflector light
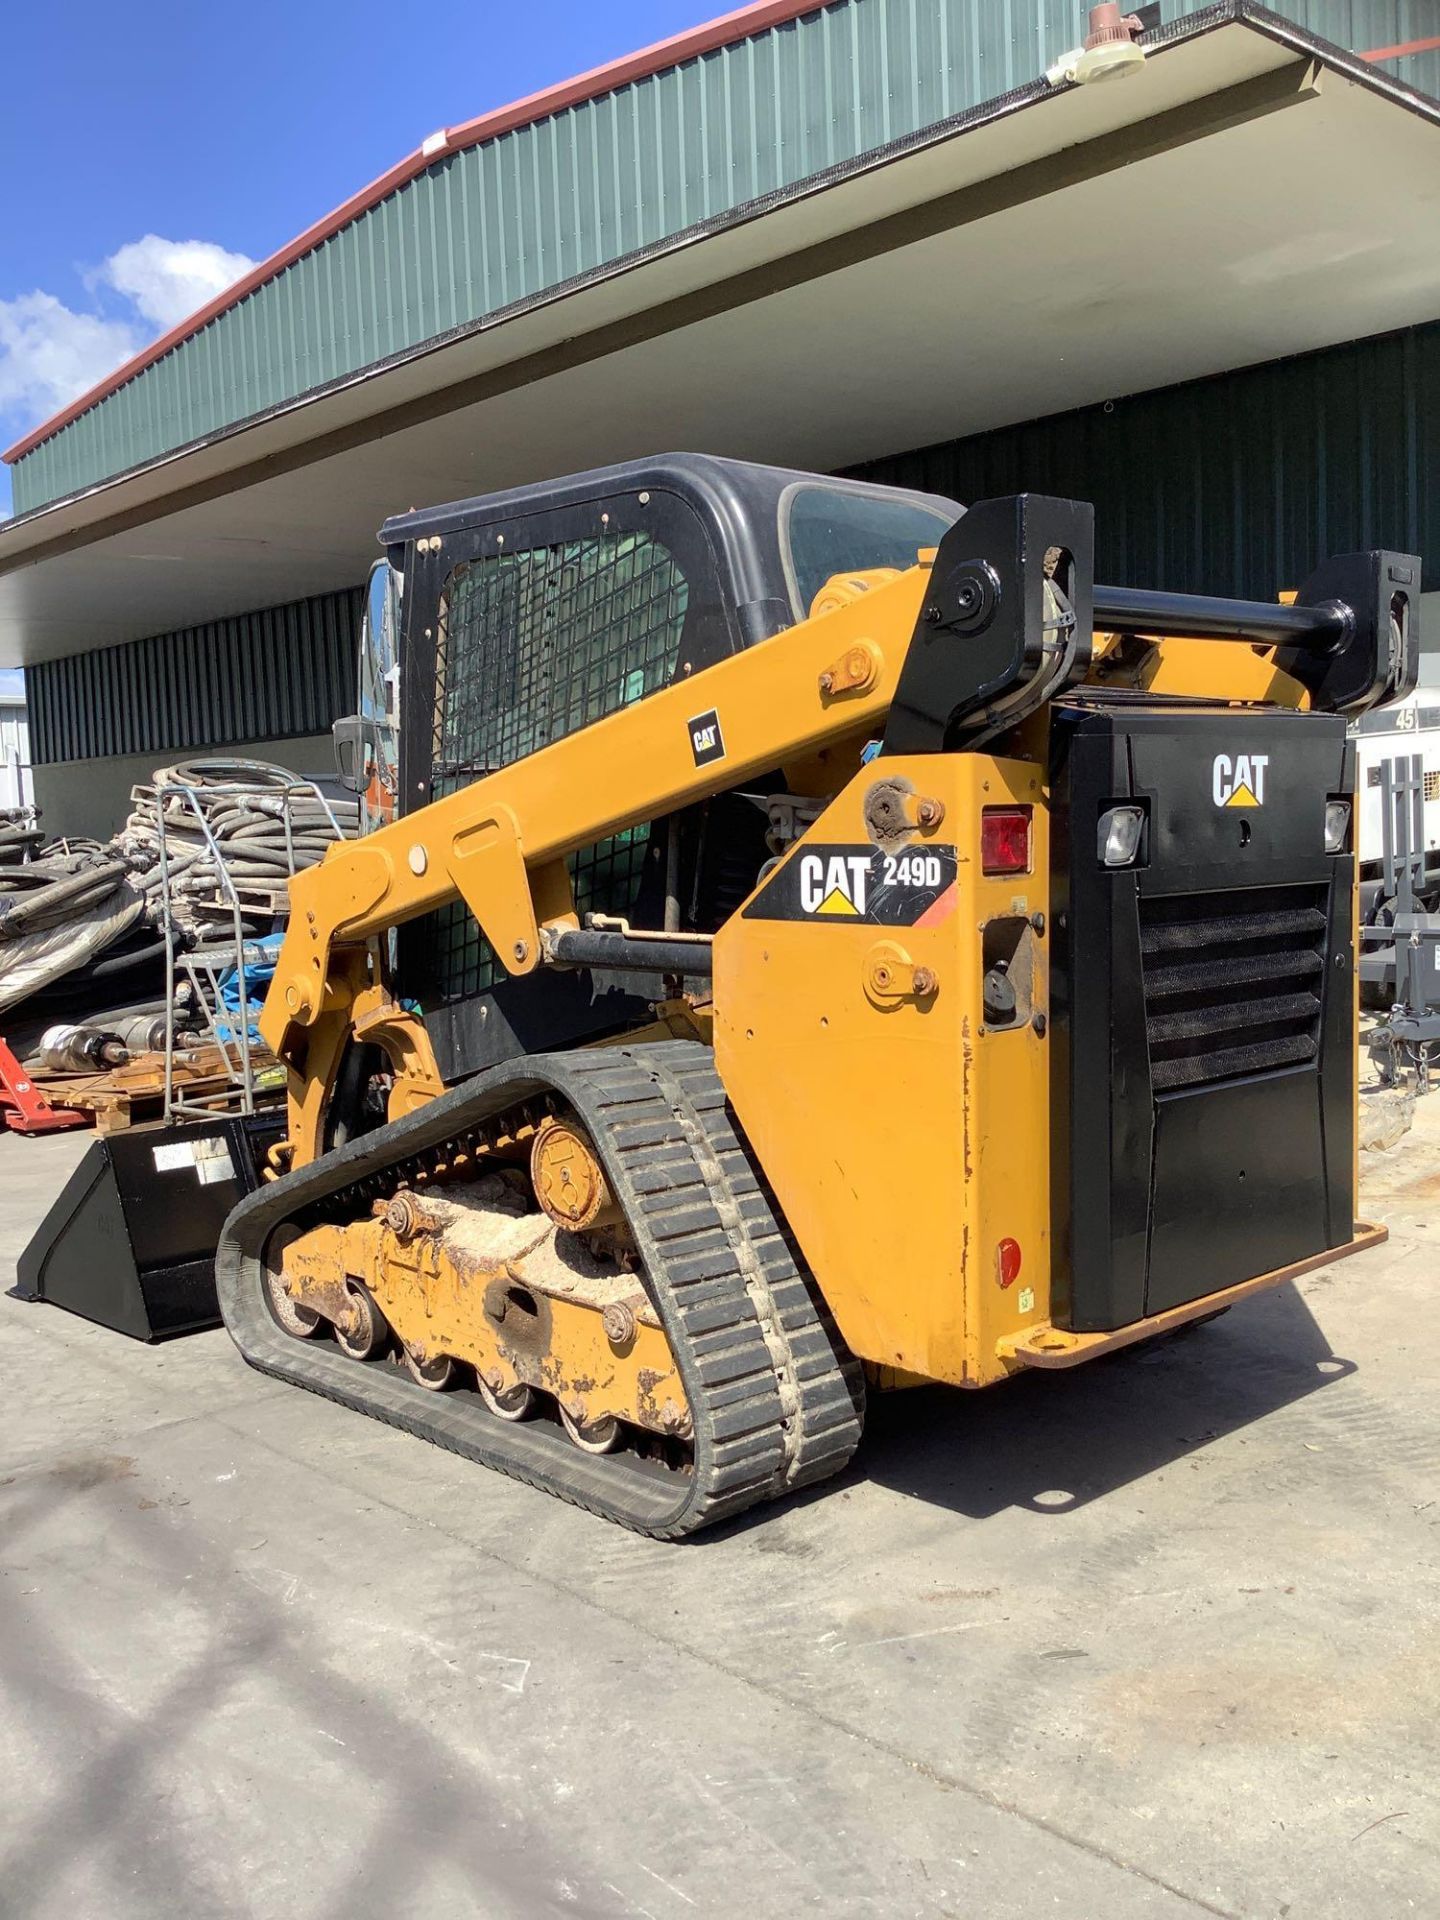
[981,806,1032,875]
[997,1238,1023,1289]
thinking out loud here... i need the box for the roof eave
[0,3,1433,553]
[13,0,1435,474]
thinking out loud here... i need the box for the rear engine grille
[1139,886,1328,1093]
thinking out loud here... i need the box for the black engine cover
[1050,700,1355,1332]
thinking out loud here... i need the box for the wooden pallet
[32,1048,283,1134]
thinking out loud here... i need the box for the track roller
[404,1346,455,1391]
[477,1373,536,1421]
[334,1282,388,1361]
[559,1405,623,1454]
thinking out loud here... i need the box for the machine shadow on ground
[844,1282,1352,1522]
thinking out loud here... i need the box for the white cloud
[0,291,142,420]
[0,233,257,443]
[98,234,256,331]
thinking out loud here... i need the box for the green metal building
[1,0,1437,832]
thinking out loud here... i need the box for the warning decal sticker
[743,844,958,926]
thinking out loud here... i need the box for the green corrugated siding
[12,0,1080,509]
[25,587,362,765]
[850,320,1440,598]
[10,0,1436,512]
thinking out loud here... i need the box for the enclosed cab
[370,457,961,1082]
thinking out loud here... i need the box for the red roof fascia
[1359,34,1440,62]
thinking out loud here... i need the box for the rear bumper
[996,1221,1386,1370]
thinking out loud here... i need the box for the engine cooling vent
[1139,886,1329,1094]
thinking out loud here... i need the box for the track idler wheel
[334,1281,388,1361]
[265,1270,323,1340]
[263,1229,322,1339]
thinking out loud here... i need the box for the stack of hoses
[0,759,359,1023]
[0,811,46,866]
[117,760,360,942]
[0,843,145,1016]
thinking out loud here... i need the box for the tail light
[981,806,1032,875]
[996,1238,1023,1288]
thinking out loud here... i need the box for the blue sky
[0,0,720,694]
[0,0,722,523]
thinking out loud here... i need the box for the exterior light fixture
[1048,5,1148,86]
[1324,800,1352,854]
[1098,803,1146,867]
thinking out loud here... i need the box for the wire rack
[154,775,346,1121]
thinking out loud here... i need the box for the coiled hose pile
[117,758,359,943]
[0,759,358,1024]
[0,810,46,867]
[0,843,146,1017]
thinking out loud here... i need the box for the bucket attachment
[12,1112,281,1340]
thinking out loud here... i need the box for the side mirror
[332,713,379,793]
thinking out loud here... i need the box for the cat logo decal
[1212,752,1269,809]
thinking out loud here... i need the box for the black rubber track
[216,1041,864,1537]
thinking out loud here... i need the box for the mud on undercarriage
[219,1041,864,1538]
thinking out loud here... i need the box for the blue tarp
[211,932,285,1045]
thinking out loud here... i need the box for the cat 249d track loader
[217,456,1418,1537]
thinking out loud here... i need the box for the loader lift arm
[265,548,931,1049]
[267,492,1413,1066]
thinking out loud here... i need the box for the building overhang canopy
[2,6,1437,666]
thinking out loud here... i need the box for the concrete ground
[1,1106,1437,1920]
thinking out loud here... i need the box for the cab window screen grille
[426,822,653,1001]
[425,532,687,1003]
[433,533,687,779]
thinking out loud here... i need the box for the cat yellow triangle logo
[797,850,872,915]
[1212,752,1269,808]
[816,887,860,915]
